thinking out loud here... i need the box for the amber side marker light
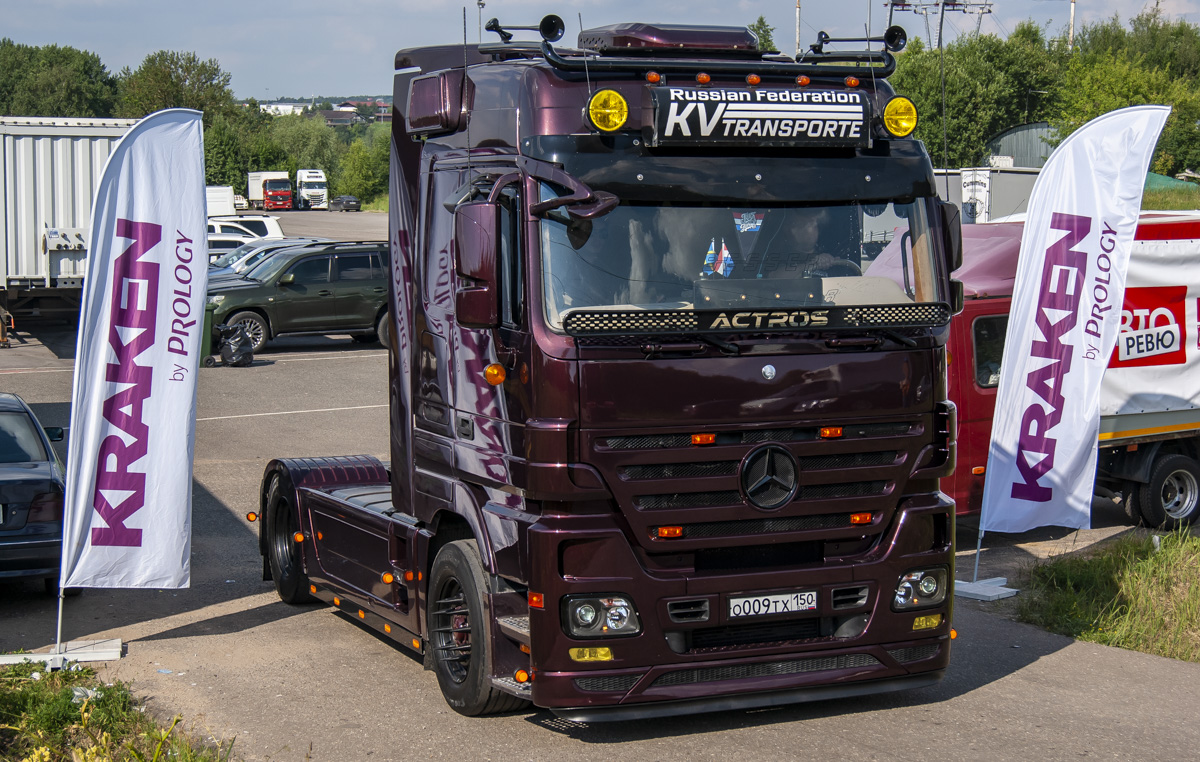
[309,584,317,595]
[382,572,395,584]
[796,75,811,86]
[412,638,421,650]
[844,76,860,87]
[514,669,531,683]
[950,628,958,640]
[246,512,258,522]
[657,526,684,539]
[292,532,304,543]
[646,71,661,84]
[746,73,761,85]
[358,609,366,619]
[485,363,506,386]
[696,72,711,84]
[850,512,873,525]
[820,426,843,439]
[972,466,986,475]
[404,570,414,581]
[384,624,392,633]
[529,592,545,609]
[692,433,716,445]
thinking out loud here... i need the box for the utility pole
[795,0,802,58]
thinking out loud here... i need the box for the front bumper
[524,494,954,712]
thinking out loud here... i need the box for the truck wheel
[228,311,268,354]
[1138,454,1200,530]
[428,540,528,716]
[266,473,314,604]
[376,312,390,348]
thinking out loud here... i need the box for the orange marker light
[316,531,323,540]
[514,669,531,683]
[333,596,341,606]
[529,592,545,609]
[950,628,958,640]
[692,433,716,445]
[520,643,531,654]
[358,609,366,619]
[485,363,506,386]
[796,75,811,86]
[310,584,317,594]
[845,76,861,87]
[418,572,422,581]
[384,624,392,633]
[657,526,684,538]
[972,466,986,475]
[850,512,873,525]
[820,426,844,439]
[412,638,421,649]
[246,512,258,522]
[404,571,414,581]
[292,532,304,543]
[646,71,661,84]
[746,73,761,85]
[696,72,711,84]
[382,572,395,584]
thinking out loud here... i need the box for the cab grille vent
[574,674,643,693]
[651,653,880,687]
[887,643,940,664]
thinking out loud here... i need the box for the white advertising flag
[61,109,207,588]
[980,106,1169,533]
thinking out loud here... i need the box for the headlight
[207,294,225,305]
[563,594,641,638]
[892,567,948,610]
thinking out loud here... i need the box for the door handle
[318,290,333,296]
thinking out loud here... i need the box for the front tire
[266,473,314,604]
[428,540,528,716]
[228,311,268,354]
[377,311,390,349]
[1138,454,1200,530]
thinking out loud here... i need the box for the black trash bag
[214,322,254,367]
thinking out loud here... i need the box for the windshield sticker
[702,238,735,278]
[733,211,766,259]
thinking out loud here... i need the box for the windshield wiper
[826,329,917,349]
[687,333,741,356]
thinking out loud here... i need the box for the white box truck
[0,116,137,318]
[294,169,328,210]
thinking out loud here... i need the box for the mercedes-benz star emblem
[741,445,798,510]
[762,364,776,380]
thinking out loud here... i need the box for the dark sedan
[0,393,66,594]
[329,195,361,212]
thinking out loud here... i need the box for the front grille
[651,653,880,687]
[797,481,887,500]
[574,674,643,693]
[637,491,741,510]
[621,461,738,480]
[798,451,897,469]
[887,644,940,664]
[694,541,822,572]
[678,513,852,539]
[690,618,822,652]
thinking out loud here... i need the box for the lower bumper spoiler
[550,670,944,723]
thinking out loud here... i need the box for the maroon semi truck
[255,16,962,721]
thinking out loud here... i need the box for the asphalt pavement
[1,210,1198,760]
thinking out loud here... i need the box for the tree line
[0,41,389,203]
[4,6,1197,187]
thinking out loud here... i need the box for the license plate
[729,590,817,618]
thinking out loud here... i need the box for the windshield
[211,242,259,269]
[0,411,48,463]
[538,183,941,332]
[265,180,290,191]
[302,181,327,190]
[248,251,299,282]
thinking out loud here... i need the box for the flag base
[955,577,1019,601]
[0,639,123,669]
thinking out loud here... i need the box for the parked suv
[206,241,389,353]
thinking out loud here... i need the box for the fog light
[913,614,942,631]
[563,595,642,638]
[588,89,628,132]
[883,96,918,137]
[569,647,614,662]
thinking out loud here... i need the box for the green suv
[206,241,389,353]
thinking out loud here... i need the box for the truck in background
[206,185,237,217]
[253,17,962,721]
[294,169,328,210]
[247,171,292,211]
[0,116,138,318]
[946,216,1200,529]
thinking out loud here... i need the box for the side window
[288,256,331,285]
[371,251,390,279]
[239,220,268,236]
[497,187,523,328]
[973,315,1008,388]
[207,223,216,234]
[335,254,373,281]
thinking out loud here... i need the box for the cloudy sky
[4,0,1197,99]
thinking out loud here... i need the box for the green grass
[1016,530,1200,662]
[1,660,237,761]
[1142,185,1200,210]
[362,193,388,212]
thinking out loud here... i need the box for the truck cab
[257,17,962,721]
[295,169,329,210]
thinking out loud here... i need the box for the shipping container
[0,116,137,316]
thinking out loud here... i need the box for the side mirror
[940,200,963,273]
[279,273,295,285]
[43,426,64,442]
[950,279,964,315]
[455,202,500,329]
